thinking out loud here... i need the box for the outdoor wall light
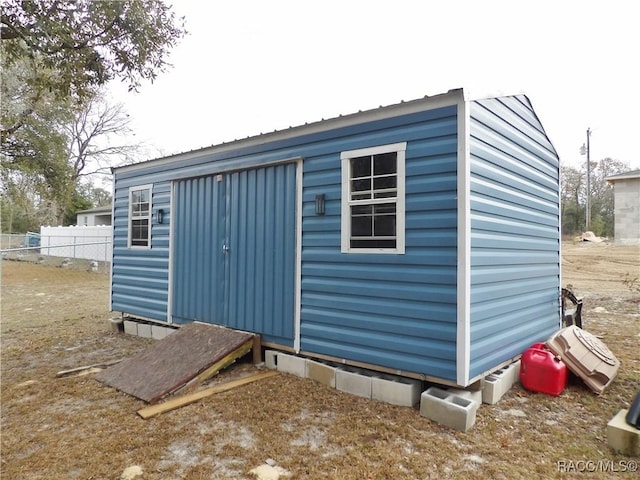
[315,194,325,216]
[156,208,164,224]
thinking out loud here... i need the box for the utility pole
[580,128,592,231]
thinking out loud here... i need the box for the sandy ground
[1,242,639,479]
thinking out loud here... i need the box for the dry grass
[1,243,639,479]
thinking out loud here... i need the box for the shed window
[341,143,406,253]
[129,185,152,248]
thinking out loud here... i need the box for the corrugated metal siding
[171,164,297,345]
[172,175,226,324]
[113,103,461,379]
[468,95,560,378]
[225,165,297,343]
[300,105,460,380]
[111,180,171,321]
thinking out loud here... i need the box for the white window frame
[341,142,406,254]
[128,184,153,249]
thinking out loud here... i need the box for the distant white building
[606,170,640,245]
[76,205,112,226]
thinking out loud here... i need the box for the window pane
[374,203,396,237]
[351,156,371,178]
[131,191,141,204]
[374,203,396,215]
[373,176,396,190]
[352,204,373,215]
[351,178,371,193]
[139,202,149,215]
[352,193,371,201]
[351,216,372,237]
[374,214,396,236]
[131,219,149,246]
[374,191,397,199]
[373,152,396,175]
[351,206,372,237]
[351,239,396,249]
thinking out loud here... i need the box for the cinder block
[265,350,278,370]
[447,387,482,407]
[420,386,479,432]
[151,325,170,340]
[336,368,372,399]
[372,374,422,407]
[123,320,137,336]
[137,323,152,338]
[510,360,521,382]
[482,361,520,405]
[607,409,640,457]
[276,352,306,378]
[106,317,123,333]
[306,360,337,388]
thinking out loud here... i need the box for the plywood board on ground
[95,322,254,403]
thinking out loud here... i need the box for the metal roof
[112,88,465,174]
[75,204,112,214]
[605,169,640,182]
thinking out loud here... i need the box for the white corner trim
[108,180,116,312]
[294,158,303,352]
[556,161,562,328]
[456,98,471,386]
[167,180,175,324]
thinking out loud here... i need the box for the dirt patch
[1,244,639,479]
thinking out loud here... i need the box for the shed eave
[113,89,465,175]
[606,169,640,182]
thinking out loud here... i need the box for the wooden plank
[56,359,123,378]
[252,335,262,364]
[172,339,254,396]
[137,370,278,419]
[196,339,253,382]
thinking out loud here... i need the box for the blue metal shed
[111,89,561,387]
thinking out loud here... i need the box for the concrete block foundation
[372,374,422,407]
[106,317,123,333]
[482,361,520,405]
[265,350,278,370]
[276,352,307,378]
[137,323,152,339]
[151,325,172,340]
[123,320,138,336]
[420,386,479,432]
[607,409,640,457]
[306,360,337,388]
[336,368,372,399]
[447,387,482,407]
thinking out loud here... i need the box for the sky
[108,0,640,172]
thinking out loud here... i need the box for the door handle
[222,244,229,254]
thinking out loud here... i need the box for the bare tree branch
[63,93,142,182]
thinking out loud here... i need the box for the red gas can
[519,342,567,396]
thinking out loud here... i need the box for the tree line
[0,2,631,239]
[561,157,629,238]
[1,0,186,232]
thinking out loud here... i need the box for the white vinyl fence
[40,225,113,263]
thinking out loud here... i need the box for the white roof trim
[606,171,640,182]
[114,89,465,175]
